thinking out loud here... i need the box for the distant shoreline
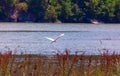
[0,23,120,32]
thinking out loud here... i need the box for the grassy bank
[0,49,120,76]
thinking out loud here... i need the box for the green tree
[84,0,118,22]
[114,0,120,22]
[15,2,28,12]
[10,0,28,22]
[0,0,120,23]
[59,0,74,22]
[27,0,44,22]
[84,0,103,18]
[100,0,116,22]
[44,0,62,22]
[0,0,13,20]
[71,1,85,22]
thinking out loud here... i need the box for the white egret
[45,33,64,44]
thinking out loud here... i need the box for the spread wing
[45,33,64,43]
[45,37,54,41]
[54,33,64,41]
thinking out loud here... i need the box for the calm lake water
[0,23,120,55]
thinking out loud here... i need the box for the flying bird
[45,33,64,44]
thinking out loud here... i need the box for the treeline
[0,0,120,23]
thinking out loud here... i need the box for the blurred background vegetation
[0,0,120,23]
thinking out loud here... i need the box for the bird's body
[45,33,64,44]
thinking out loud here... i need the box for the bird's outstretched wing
[55,33,64,41]
[45,33,64,44]
[45,37,54,41]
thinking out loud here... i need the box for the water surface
[0,23,120,55]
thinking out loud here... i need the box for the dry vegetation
[0,49,120,76]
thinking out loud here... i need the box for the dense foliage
[0,0,120,23]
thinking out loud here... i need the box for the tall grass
[0,49,120,76]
